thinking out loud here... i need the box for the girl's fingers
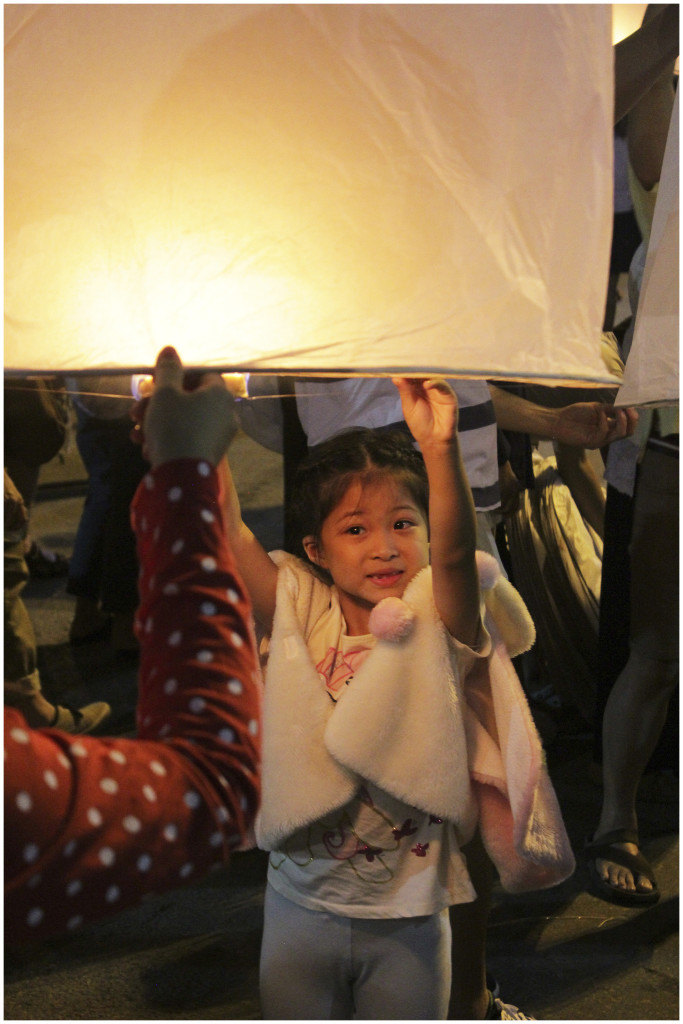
[392,376,428,400]
[393,376,451,395]
[422,377,455,400]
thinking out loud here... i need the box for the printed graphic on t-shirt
[316,645,368,701]
[271,784,446,882]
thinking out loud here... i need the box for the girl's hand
[392,377,459,448]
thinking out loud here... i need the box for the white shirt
[294,376,500,511]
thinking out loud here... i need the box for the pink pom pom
[369,597,415,642]
[475,550,501,590]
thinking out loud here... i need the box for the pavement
[4,432,679,1021]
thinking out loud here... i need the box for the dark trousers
[66,410,147,613]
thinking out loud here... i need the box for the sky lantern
[611,3,647,44]
[616,87,679,409]
[5,4,617,385]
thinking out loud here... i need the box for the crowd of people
[4,4,678,1020]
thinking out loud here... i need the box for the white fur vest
[255,550,575,893]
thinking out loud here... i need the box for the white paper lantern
[616,89,679,408]
[5,4,616,384]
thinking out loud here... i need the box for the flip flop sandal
[584,829,660,906]
[484,975,535,1020]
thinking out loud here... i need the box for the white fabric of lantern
[5,4,615,383]
[616,89,679,408]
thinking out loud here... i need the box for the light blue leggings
[259,883,452,1019]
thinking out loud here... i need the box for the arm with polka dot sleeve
[4,457,261,944]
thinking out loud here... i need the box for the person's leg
[67,411,113,639]
[352,909,451,1020]
[448,830,492,1019]
[5,377,69,575]
[590,649,677,898]
[2,457,60,574]
[3,457,40,510]
[259,884,354,1019]
[4,536,110,732]
[594,484,633,763]
[592,442,678,895]
[101,418,147,652]
[6,447,69,577]
[4,537,44,714]
[595,652,677,833]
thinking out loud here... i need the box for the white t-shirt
[266,589,480,918]
[294,377,501,512]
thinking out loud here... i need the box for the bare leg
[594,442,679,895]
[594,650,677,893]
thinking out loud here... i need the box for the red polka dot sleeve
[4,458,262,944]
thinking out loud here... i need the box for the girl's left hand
[392,377,459,447]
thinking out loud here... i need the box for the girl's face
[303,474,429,636]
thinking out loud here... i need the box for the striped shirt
[294,377,500,512]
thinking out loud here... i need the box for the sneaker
[487,994,535,1020]
[48,702,112,735]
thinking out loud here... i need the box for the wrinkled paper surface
[5,4,615,383]
[617,90,679,408]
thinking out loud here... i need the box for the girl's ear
[302,535,326,568]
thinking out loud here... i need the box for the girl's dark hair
[287,427,429,558]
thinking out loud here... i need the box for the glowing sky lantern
[5,4,616,383]
[611,3,647,45]
[616,88,679,408]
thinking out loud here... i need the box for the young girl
[221,377,574,1019]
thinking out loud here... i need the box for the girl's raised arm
[392,378,481,648]
[217,455,278,635]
